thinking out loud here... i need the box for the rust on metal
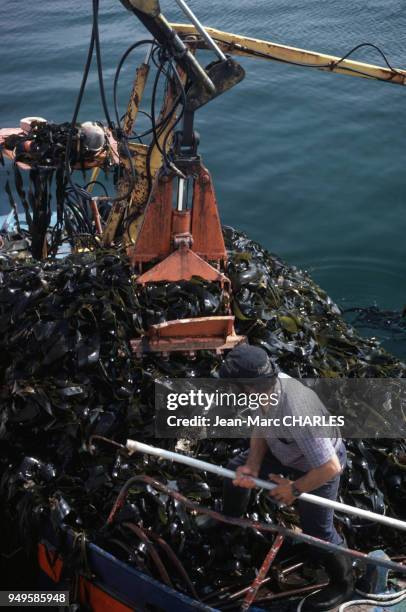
[241,534,285,610]
[130,315,245,355]
[141,528,200,600]
[129,173,174,263]
[123,62,150,136]
[129,163,227,267]
[172,23,406,85]
[121,522,173,587]
[135,247,227,284]
[128,156,240,354]
[190,165,227,263]
[107,475,406,575]
[255,582,329,604]
[90,199,103,235]
[172,210,192,236]
[103,143,150,247]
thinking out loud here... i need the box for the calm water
[0,1,405,354]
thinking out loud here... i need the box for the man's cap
[219,344,277,379]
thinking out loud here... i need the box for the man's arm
[294,454,342,493]
[269,454,342,505]
[233,436,268,488]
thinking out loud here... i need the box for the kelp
[0,227,405,605]
[224,227,405,378]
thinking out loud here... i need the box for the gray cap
[219,344,277,379]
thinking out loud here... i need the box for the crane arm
[104,15,406,247]
[171,23,406,86]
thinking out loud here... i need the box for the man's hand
[233,464,259,489]
[269,474,296,506]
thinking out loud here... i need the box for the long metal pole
[241,534,284,611]
[126,439,406,533]
[173,0,227,61]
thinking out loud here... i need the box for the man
[218,344,353,612]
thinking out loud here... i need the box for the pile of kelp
[0,227,405,605]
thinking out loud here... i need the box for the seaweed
[0,227,405,603]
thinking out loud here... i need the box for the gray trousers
[223,444,346,545]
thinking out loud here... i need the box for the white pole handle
[126,439,406,533]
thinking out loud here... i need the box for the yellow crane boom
[172,23,406,85]
[102,19,406,247]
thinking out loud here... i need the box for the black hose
[150,56,170,160]
[161,61,187,162]
[216,38,404,83]
[64,9,96,203]
[65,0,138,208]
[83,180,109,196]
[93,0,114,129]
[113,39,155,130]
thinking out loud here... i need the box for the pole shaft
[158,14,216,92]
[126,440,406,532]
[173,0,226,61]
